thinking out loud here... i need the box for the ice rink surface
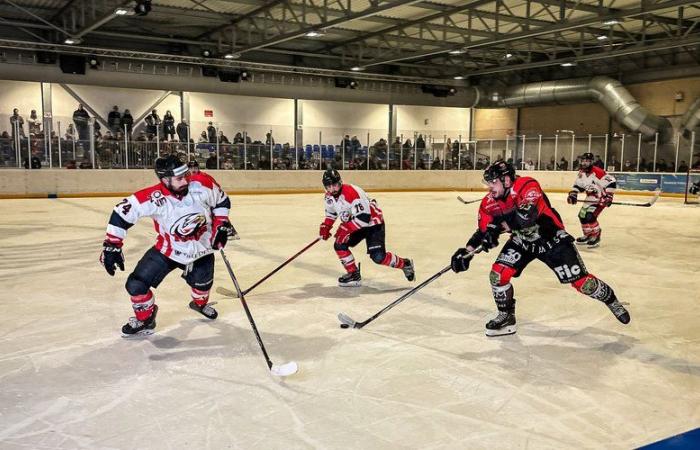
[1,190,699,449]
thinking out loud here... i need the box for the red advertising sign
[204,110,213,117]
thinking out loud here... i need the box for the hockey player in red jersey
[319,169,415,287]
[100,154,236,337]
[451,160,629,336]
[567,152,617,248]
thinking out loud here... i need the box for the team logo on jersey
[170,213,207,241]
[340,211,351,222]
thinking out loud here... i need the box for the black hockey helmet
[580,152,594,170]
[581,152,594,161]
[483,160,516,183]
[154,154,188,179]
[322,169,342,187]
[187,159,199,168]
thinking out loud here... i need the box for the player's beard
[163,179,189,198]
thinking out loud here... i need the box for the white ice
[0,191,699,449]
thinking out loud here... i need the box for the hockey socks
[335,249,358,273]
[130,290,156,321]
[572,275,630,324]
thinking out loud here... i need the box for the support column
[41,82,52,168]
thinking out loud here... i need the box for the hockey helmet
[322,169,342,187]
[155,154,188,179]
[580,152,594,170]
[483,160,516,183]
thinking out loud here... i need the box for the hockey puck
[340,324,350,329]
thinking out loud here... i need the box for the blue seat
[313,145,320,157]
[305,144,313,159]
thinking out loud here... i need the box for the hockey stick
[457,195,480,205]
[240,237,321,296]
[219,249,298,377]
[579,189,661,207]
[338,246,482,330]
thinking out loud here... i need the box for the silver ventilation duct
[466,76,673,143]
[680,97,700,139]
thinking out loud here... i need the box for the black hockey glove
[566,190,578,205]
[212,221,234,250]
[690,182,699,195]
[100,241,124,276]
[480,223,500,252]
[451,248,473,273]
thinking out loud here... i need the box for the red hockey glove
[600,193,614,207]
[212,217,235,249]
[100,239,124,276]
[566,190,578,205]
[335,221,360,244]
[319,223,332,240]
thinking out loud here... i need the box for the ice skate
[338,269,362,287]
[587,233,601,248]
[121,305,158,338]
[402,258,415,281]
[189,301,218,319]
[575,235,590,245]
[605,299,630,324]
[485,311,517,337]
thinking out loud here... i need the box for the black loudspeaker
[202,66,218,77]
[36,51,56,64]
[59,55,86,74]
[218,70,240,82]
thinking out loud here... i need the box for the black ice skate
[575,236,590,245]
[605,299,630,324]
[402,259,415,282]
[189,301,218,320]
[485,312,517,337]
[587,233,601,248]
[338,269,362,287]
[121,305,158,338]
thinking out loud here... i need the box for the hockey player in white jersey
[100,154,235,337]
[567,152,616,248]
[319,169,414,287]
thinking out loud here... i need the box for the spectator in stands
[623,159,634,171]
[524,159,535,170]
[451,139,460,167]
[608,155,620,171]
[546,156,556,171]
[187,159,200,174]
[162,111,176,141]
[28,110,41,136]
[223,158,234,170]
[656,158,669,172]
[233,132,244,144]
[107,106,121,133]
[350,135,361,155]
[558,156,569,170]
[218,130,230,144]
[678,160,689,172]
[340,134,351,152]
[122,109,133,136]
[176,119,189,142]
[431,156,442,170]
[206,122,216,143]
[196,131,207,143]
[72,104,90,141]
[10,108,25,138]
[265,131,275,147]
[205,153,217,169]
[475,157,487,170]
[403,138,412,152]
[65,123,75,141]
[372,138,388,161]
[416,134,425,150]
[390,136,401,168]
[145,109,160,136]
[593,155,604,169]
[444,138,452,158]
[93,120,102,140]
[23,152,41,169]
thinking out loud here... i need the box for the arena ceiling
[0,0,698,85]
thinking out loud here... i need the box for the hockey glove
[690,183,699,195]
[600,193,614,207]
[335,222,359,244]
[566,190,578,205]
[212,220,234,249]
[480,223,500,252]
[319,222,332,240]
[101,240,124,276]
[450,248,472,273]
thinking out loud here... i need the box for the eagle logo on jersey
[170,213,207,241]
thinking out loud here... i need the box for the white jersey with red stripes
[572,166,617,201]
[324,183,383,228]
[106,173,231,265]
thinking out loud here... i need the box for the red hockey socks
[131,290,155,321]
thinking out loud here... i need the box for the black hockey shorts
[346,223,386,255]
[127,247,215,293]
[495,236,589,284]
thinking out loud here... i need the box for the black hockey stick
[457,195,480,205]
[338,246,482,330]
[219,249,298,377]
[240,237,321,296]
[579,189,661,207]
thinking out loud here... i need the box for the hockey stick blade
[216,286,238,298]
[270,361,298,377]
[457,195,480,205]
[337,312,359,328]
